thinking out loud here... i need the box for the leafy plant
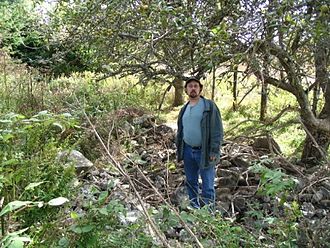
[250,159,295,197]
[154,206,258,247]
[246,158,301,247]
[0,111,78,238]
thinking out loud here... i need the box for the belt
[188,144,201,150]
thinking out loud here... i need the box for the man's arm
[209,102,223,159]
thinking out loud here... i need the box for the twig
[264,105,296,125]
[237,84,257,106]
[1,197,5,236]
[123,154,204,248]
[299,177,330,195]
[226,119,259,135]
[107,119,115,151]
[80,107,171,248]
[299,119,330,164]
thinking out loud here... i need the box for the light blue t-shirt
[182,99,204,147]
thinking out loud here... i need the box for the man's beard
[189,91,198,98]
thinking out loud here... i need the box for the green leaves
[250,161,295,197]
[0,201,33,217]
[0,228,31,248]
[24,181,45,191]
[70,224,94,234]
[48,197,69,206]
[0,197,69,216]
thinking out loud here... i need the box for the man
[176,77,223,209]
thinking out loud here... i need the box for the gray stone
[216,187,231,195]
[313,190,324,202]
[170,186,190,208]
[233,196,246,211]
[319,200,330,208]
[230,157,250,168]
[219,160,232,168]
[217,169,240,179]
[301,202,316,218]
[57,150,93,174]
[119,210,141,225]
[218,176,238,188]
[252,136,282,154]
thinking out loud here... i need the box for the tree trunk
[232,66,238,111]
[301,29,330,164]
[172,77,184,107]
[211,65,216,100]
[301,128,330,164]
[260,81,268,121]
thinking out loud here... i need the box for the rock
[301,202,316,218]
[219,160,232,168]
[236,186,258,195]
[216,187,231,195]
[319,187,330,199]
[170,186,190,208]
[218,192,232,202]
[319,200,330,208]
[238,176,248,186]
[312,190,324,202]
[233,196,246,211]
[299,194,313,202]
[119,210,141,225]
[230,157,250,168]
[321,181,330,191]
[217,201,230,214]
[217,169,240,179]
[295,178,307,192]
[218,176,238,189]
[133,115,155,128]
[155,124,175,134]
[252,136,282,154]
[315,209,328,217]
[122,121,135,135]
[57,150,93,174]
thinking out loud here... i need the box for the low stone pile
[75,109,329,246]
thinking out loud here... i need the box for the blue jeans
[183,144,215,209]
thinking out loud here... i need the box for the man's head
[185,77,203,99]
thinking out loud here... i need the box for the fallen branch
[80,105,171,248]
[123,154,204,248]
[264,105,296,125]
[299,177,330,195]
[299,119,330,164]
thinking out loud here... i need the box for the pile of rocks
[73,110,329,245]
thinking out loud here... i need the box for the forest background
[0,0,329,247]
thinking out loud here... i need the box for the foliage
[219,81,305,156]
[155,206,258,247]
[246,158,301,247]
[250,158,296,196]
[48,0,330,162]
[0,50,48,115]
[0,0,47,67]
[0,0,91,75]
[38,190,154,248]
[50,0,238,82]
[0,111,78,235]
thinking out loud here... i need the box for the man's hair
[184,77,203,89]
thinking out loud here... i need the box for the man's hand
[209,156,216,161]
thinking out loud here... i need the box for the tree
[51,0,238,106]
[236,0,329,163]
[0,0,46,66]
